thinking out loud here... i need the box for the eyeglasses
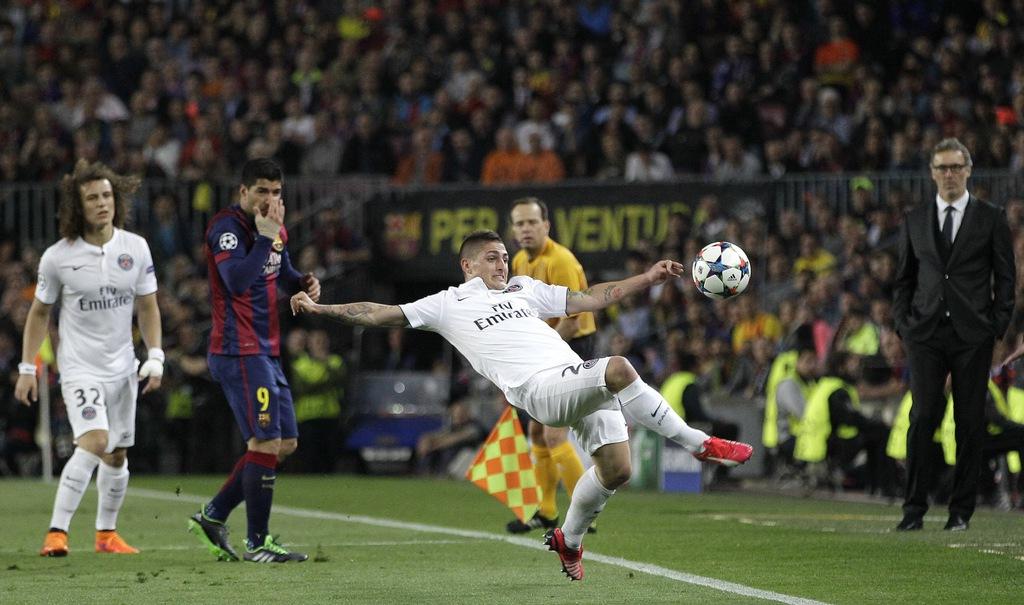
[931,164,968,174]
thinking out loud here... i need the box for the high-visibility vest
[889,381,1019,471]
[844,323,880,356]
[292,354,344,422]
[989,381,1021,473]
[794,376,860,463]
[660,371,697,420]
[885,391,956,465]
[165,386,194,420]
[1006,386,1024,474]
[763,350,799,448]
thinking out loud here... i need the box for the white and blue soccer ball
[691,241,750,300]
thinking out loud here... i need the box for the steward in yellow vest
[984,369,1024,475]
[763,349,799,450]
[289,329,346,473]
[660,352,739,442]
[839,305,880,356]
[769,348,817,464]
[794,352,894,494]
[762,325,817,476]
[886,391,956,466]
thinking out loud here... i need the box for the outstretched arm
[565,259,684,315]
[290,291,409,327]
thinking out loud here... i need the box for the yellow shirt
[792,249,836,276]
[511,238,596,338]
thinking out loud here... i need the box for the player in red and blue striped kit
[188,158,320,563]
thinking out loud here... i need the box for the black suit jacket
[893,195,1016,344]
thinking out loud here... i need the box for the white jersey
[35,228,157,381]
[400,275,583,393]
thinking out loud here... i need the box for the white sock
[561,466,614,550]
[96,461,130,531]
[617,378,709,452]
[49,448,101,531]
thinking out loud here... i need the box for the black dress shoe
[895,516,923,531]
[943,515,969,531]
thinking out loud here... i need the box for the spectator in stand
[712,134,762,181]
[394,126,445,185]
[669,99,710,174]
[625,140,674,182]
[300,111,343,177]
[793,233,837,277]
[443,128,483,183]
[147,192,191,267]
[516,98,557,153]
[811,87,853,146]
[389,71,433,136]
[730,296,783,354]
[814,16,860,91]
[514,131,565,184]
[339,112,394,176]
[481,127,521,185]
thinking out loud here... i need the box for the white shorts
[61,375,138,453]
[506,357,629,455]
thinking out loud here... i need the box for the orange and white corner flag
[465,406,541,522]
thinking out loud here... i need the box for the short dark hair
[676,351,699,372]
[931,138,973,167]
[826,351,859,379]
[509,196,548,221]
[59,159,139,240]
[459,230,504,261]
[240,157,283,187]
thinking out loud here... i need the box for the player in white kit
[289,230,752,580]
[14,160,164,557]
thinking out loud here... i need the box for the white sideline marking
[133,488,829,605]
[108,540,473,552]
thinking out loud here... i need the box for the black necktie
[942,206,954,245]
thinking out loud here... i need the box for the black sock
[242,451,278,547]
[205,453,248,522]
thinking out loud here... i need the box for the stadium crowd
[2,1,1024,184]
[2,1,1024,506]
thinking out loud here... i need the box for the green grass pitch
[1,475,1021,604]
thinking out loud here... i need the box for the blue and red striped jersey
[205,205,301,356]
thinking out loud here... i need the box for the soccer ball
[691,241,750,300]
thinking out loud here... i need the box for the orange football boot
[40,530,69,557]
[95,530,139,554]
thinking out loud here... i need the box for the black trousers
[904,321,993,521]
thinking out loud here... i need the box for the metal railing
[773,170,1024,218]
[5,170,1023,252]
[1,176,391,253]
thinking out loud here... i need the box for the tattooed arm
[290,292,409,327]
[565,259,685,315]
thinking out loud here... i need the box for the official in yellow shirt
[505,197,595,534]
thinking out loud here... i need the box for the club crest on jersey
[272,237,284,252]
[501,284,522,293]
[117,254,133,271]
[219,232,238,250]
[258,413,271,428]
[263,251,282,276]
[82,406,97,420]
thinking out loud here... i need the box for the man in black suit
[893,138,1016,531]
